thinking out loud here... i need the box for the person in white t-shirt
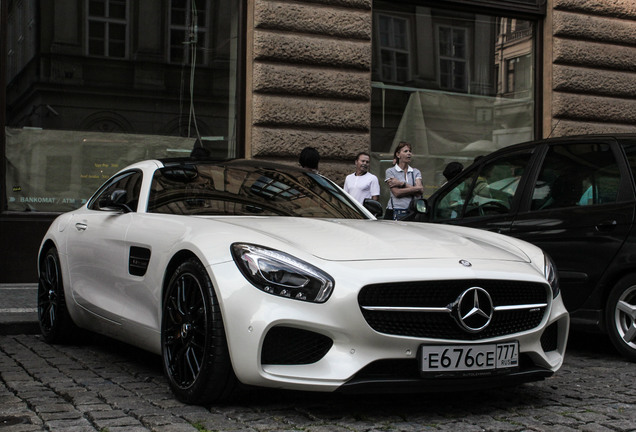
[344,152,380,204]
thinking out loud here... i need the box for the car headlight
[231,243,334,303]
[544,254,560,298]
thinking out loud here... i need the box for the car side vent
[261,326,333,365]
[129,246,151,276]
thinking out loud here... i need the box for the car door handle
[75,222,87,231]
[596,220,617,232]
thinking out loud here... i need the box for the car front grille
[358,279,549,340]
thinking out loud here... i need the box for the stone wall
[247,0,372,183]
[546,0,636,137]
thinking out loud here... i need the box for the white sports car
[38,158,569,404]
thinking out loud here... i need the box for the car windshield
[147,161,367,219]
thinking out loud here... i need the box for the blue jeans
[385,208,409,220]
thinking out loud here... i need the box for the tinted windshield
[148,162,367,219]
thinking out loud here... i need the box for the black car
[421,134,636,361]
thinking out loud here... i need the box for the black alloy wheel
[161,258,238,404]
[606,275,636,362]
[38,247,78,343]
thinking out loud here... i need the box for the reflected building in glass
[4,0,240,212]
[371,5,536,201]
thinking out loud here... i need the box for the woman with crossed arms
[384,141,424,220]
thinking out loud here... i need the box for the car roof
[496,133,636,151]
[464,134,636,169]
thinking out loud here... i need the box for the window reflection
[371,3,536,204]
[4,1,240,212]
[87,0,128,58]
[148,164,366,219]
[438,25,467,92]
[169,0,209,64]
[378,14,410,82]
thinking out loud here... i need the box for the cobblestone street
[0,331,634,432]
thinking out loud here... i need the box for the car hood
[219,217,531,263]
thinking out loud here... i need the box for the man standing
[344,152,380,203]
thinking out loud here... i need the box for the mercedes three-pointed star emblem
[455,287,494,333]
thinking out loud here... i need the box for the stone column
[247,0,372,183]
[547,0,636,136]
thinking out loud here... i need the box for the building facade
[2,0,636,282]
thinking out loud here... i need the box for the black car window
[531,143,620,211]
[88,171,142,212]
[434,151,532,220]
[148,163,367,219]
[433,176,473,220]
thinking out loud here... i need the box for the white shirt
[344,172,380,204]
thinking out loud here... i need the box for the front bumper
[208,258,569,393]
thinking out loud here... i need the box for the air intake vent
[261,326,333,365]
[540,322,559,352]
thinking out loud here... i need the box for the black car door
[510,138,635,313]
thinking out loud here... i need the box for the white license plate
[420,342,518,373]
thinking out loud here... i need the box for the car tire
[605,275,636,362]
[37,247,80,344]
[161,258,239,404]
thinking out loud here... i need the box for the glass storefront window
[371,2,537,202]
[4,0,241,213]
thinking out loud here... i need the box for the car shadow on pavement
[566,330,621,358]
[78,329,626,417]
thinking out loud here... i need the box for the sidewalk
[0,283,39,335]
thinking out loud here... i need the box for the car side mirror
[399,198,429,221]
[99,189,133,213]
[414,198,428,214]
[405,198,429,222]
[363,198,383,218]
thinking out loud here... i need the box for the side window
[434,151,532,220]
[434,176,473,220]
[621,142,636,182]
[531,143,620,211]
[88,171,142,211]
[463,152,531,218]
